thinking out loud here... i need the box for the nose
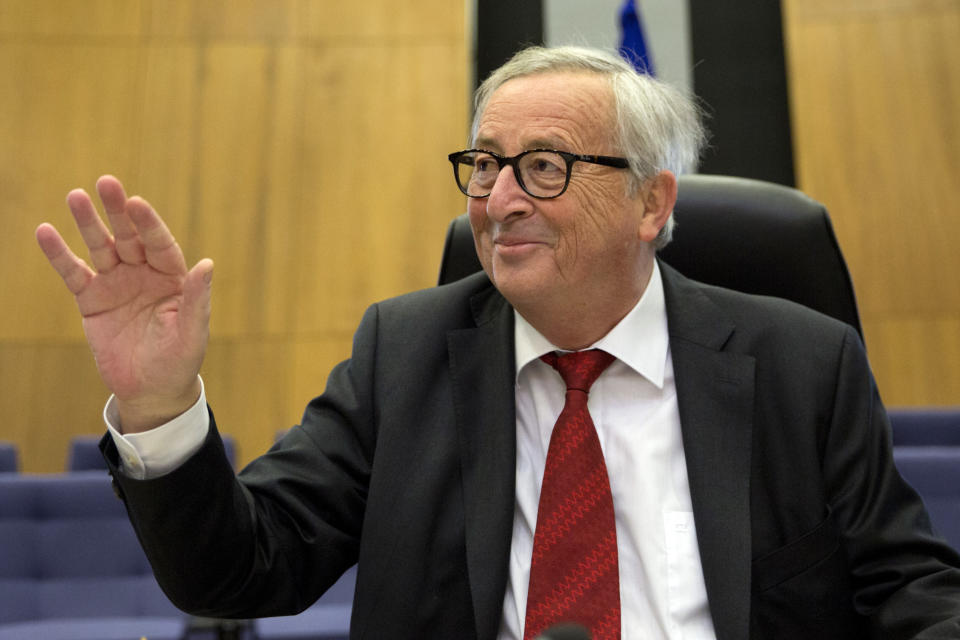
[484,164,533,223]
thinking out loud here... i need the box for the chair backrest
[437,174,863,337]
[893,448,960,551]
[66,436,107,472]
[254,565,355,639]
[0,442,18,473]
[888,408,960,447]
[0,472,181,624]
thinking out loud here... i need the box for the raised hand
[36,175,214,432]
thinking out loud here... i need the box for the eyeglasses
[447,149,630,199]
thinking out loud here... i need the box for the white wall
[543,0,693,92]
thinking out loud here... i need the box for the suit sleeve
[101,303,382,618]
[822,326,960,638]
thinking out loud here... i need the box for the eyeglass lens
[455,151,568,198]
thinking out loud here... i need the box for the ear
[636,170,678,243]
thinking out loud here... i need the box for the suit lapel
[661,263,755,640]
[448,283,517,640]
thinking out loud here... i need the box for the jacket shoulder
[372,271,505,332]
[660,261,857,351]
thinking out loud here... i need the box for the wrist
[115,377,203,433]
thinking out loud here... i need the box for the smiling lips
[493,235,548,257]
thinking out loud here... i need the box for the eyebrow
[472,136,500,152]
[471,136,572,153]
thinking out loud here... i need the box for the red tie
[524,349,620,640]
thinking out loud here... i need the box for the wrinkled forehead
[472,72,617,153]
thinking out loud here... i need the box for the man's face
[468,72,652,316]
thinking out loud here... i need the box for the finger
[180,258,214,347]
[65,188,120,273]
[97,175,145,265]
[35,223,96,295]
[126,196,188,276]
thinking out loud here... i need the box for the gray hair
[472,46,707,248]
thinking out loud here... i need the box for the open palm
[36,175,213,431]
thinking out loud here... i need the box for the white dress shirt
[498,262,715,640]
[104,378,209,480]
[106,262,715,639]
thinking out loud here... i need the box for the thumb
[180,258,214,342]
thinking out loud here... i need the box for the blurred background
[2,0,957,473]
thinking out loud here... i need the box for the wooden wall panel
[202,338,296,466]
[863,318,960,405]
[298,0,465,39]
[292,43,471,335]
[783,0,960,405]
[3,1,469,472]
[0,41,143,342]
[145,0,298,39]
[0,0,142,37]
[0,343,109,472]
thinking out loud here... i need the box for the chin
[488,267,554,308]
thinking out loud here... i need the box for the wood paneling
[783,0,960,405]
[0,342,110,473]
[3,1,469,472]
[145,0,298,39]
[297,0,465,39]
[0,39,144,341]
[0,0,142,38]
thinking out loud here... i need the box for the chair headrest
[438,174,862,337]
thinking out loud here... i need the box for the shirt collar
[514,260,669,389]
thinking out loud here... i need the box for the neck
[517,270,652,350]
[523,306,635,351]
[510,260,654,351]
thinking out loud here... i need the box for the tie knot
[540,349,616,393]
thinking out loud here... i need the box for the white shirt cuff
[103,377,210,480]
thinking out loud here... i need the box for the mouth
[493,237,547,258]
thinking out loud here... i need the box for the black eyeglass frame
[447,148,630,199]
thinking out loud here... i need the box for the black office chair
[437,174,863,337]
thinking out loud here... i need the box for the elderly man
[36,46,960,639]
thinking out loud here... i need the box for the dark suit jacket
[104,263,960,639]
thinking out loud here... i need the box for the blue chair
[0,443,18,473]
[894,448,960,551]
[253,565,355,640]
[65,436,105,472]
[0,472,187,639]
[888,408,960,447]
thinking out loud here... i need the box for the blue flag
[618,0,655,75]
